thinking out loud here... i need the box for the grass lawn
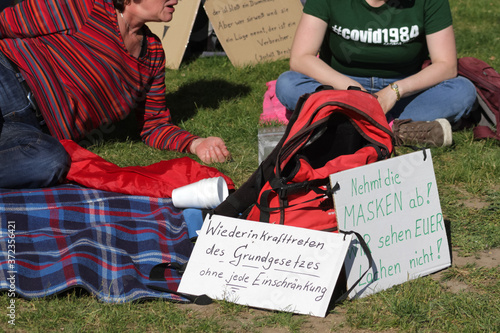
[1,0,499,331]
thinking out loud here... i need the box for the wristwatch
[390,83,401,101]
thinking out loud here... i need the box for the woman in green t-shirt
[276,0,477,147]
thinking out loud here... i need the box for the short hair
[113,0,131,12]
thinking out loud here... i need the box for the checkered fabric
[0,185,193,303]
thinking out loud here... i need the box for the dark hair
[113,0,131,12]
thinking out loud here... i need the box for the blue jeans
[275,71,477,124]
[0,52,70,189]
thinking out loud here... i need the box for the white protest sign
[331,149,451,299]
[178,214,353,317]
[204,0,303,66]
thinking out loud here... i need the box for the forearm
[140,121,199,152]
[377,58,457,114]
[138,104,199,152]
[395,60,457,99]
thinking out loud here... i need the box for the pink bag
[260,80,289,125]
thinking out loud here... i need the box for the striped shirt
[0,0,197,152]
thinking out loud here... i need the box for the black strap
[150,262,188,278]
[257,179,336,222]
[148,262,213,305]
[257,191,328,213]
[147,285,212,305]
[334,230,374,303]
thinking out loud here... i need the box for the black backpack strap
[147,284,213,305]
[148,262,213,305]
[334,230,374,303]
[150,262,188,277]
[215,87,318,218]
[257,178,335,223]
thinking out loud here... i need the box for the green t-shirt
[303,0,453,77]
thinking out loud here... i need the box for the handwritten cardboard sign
[331,150,451,298]
[147,0,201,69]
[204,0,303,66]
[178,214,353,317]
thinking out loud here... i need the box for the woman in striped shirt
[0,0,231,189]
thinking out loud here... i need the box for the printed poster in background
[204,0,303,67]
[147,0,201,69]
[331,150,451,299]
[178,214,354,317]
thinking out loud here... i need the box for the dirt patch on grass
[430,248,500,294]
[462,197,490,209]
[452,248,500,268]
[452,186,492,210]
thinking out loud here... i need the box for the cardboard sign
[178,215,353,317]
[331,150,451,299]
[204,0,303,66]
[147,0,201,69]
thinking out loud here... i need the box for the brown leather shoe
[392,118,453,147]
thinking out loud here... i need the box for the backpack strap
[334,230,374,303]
[148,262,213,305]
[214,98,305,218]
[256,178,336,223]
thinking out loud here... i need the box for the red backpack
[214,87,394,231]
[457,57,500,141]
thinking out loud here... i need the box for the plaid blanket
[0,185,193,303]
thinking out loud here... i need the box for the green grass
[2,0,500,331]
[344,276,500,332]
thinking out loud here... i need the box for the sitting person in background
[0,0,231,189]
[276,0,477,147]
